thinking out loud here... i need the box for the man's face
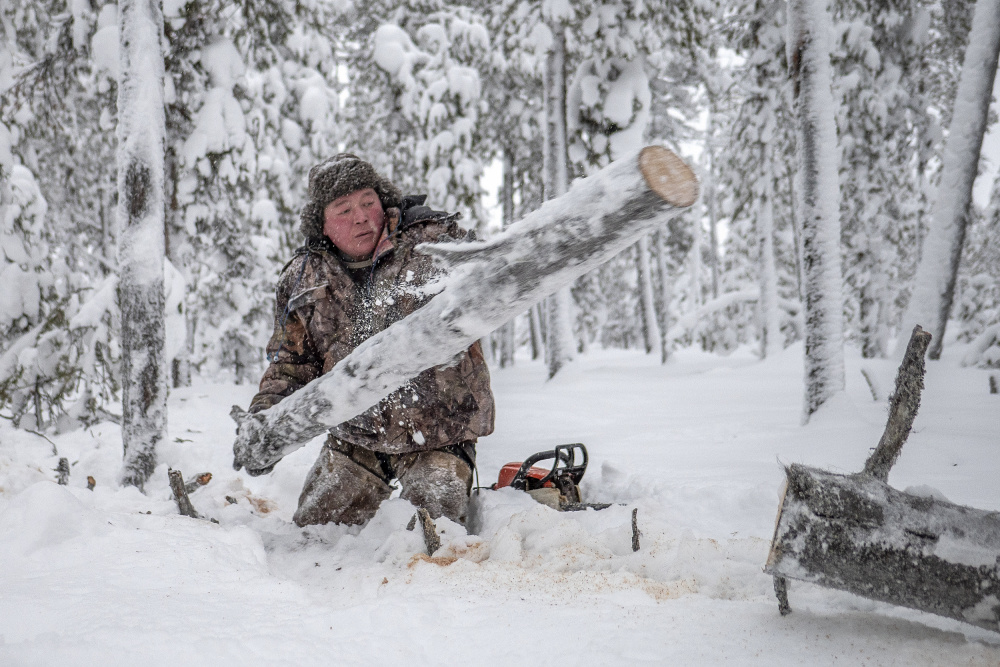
[322,188,386,260]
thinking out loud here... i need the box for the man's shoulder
[396,196,467,245]
[276,241,341,294]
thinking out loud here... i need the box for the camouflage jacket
[249,203,495,455]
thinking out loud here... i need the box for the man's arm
[249,254,324,413]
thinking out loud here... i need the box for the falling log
[232,146,698,472]
[765,326,1000,633]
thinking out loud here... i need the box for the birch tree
[542,14,575,378]
[896,0,1000,360]
[117,0,167,489]
[787,0,846,420]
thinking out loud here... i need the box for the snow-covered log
[232,146,698,472]
[765,327,1000,633]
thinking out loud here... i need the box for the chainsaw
[491,443,610,511]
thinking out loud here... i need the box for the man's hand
[230,405,281,475]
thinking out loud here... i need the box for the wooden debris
[183,472,212,495]
[631,508,641,552]
[765,326,1000,633]
[168,469,200,519]
[55,458,70,485]
[415,508,441,556]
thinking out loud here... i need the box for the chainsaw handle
[510,443,588,491]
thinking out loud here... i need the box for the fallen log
[765,326,1000,633]
[232,146,698,472]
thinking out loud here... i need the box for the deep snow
[1,342,999,665]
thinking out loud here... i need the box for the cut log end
[639,146,700,208]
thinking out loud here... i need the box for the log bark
[766,465,1000,633]
[232,147,698,472]
[765,325,1000,633]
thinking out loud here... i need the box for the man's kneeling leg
[293,445,392,527]
[397,448,473,525]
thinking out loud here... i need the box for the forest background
[1,0,999,471]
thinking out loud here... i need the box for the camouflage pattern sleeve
[249,255,324,413]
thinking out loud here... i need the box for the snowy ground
[2,342,999,665]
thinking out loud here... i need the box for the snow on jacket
[249,204,495,455]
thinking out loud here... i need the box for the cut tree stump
[232,146,698,472]
[765,326,1000,633]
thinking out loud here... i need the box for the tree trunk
[897,0,1000,361]
[787,0,846,422]
[636,236,661,355]
[499,147,517,368]
[705,110,720,300]
[654,229,672,364]
[528,305,543,360]
[543,20,574,379]
[689,206,703,309]
[758,152,782,358]
[117,0,168,491]
[232,147,699,471]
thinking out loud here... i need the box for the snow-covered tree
[541,12,575,379]
[787,0,846,421]
[116,0,168,489]
[345,1,491,232]
[896,0,1000,360]
[832,0,927,359]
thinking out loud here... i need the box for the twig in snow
[168,469,200,519]
[774,576,791,616]
[55,458,70,485]
[860,367,881,402]
[415,508,440,556]
[631,508,641,552]
[183,472,212,495]
[27,429,59,457]
[990,375,998,395]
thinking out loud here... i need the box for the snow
[90,6,119,79]
[3,345,999,663]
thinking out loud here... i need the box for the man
[248,154,495,527]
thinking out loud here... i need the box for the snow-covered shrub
[0,161,120,430]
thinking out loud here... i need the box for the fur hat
[299,153,402,240]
